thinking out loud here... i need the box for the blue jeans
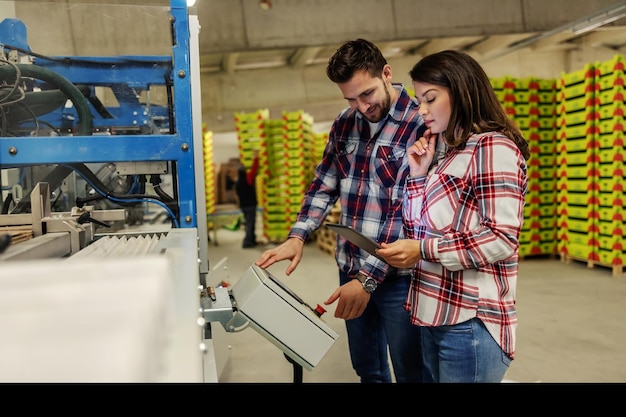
[421,317,512,383]
[340,271,423,383]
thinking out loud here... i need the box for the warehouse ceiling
[192,0,626,75]
[7,0,626,132]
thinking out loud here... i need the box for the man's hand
[255,237,305,276]
[324,278,370,320]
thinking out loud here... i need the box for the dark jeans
[340,270,423,383]
[241,206,257,247]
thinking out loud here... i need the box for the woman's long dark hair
[409,50,530,160]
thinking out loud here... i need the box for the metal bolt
[8,147,17,155]
[181,143,189,151]
[178,69,186,78]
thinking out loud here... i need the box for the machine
[0,0,337,383]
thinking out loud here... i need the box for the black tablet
[325,223,384,261]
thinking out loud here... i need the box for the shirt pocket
[334,138,357,179]
[374,145,405,188]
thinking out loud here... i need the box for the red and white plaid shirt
[403,132,528,359]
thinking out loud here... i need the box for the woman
[376,50,530,383]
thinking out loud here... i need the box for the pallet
[560,253,624,277]
[316,225,336,256]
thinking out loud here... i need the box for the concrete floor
[206,221,626,383]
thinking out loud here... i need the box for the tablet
[325,223,384,261]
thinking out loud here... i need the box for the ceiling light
[187,0,196,6]
[259,0,272,11]
[571,4,626,35]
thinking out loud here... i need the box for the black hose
[0,63,93,135]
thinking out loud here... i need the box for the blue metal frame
[0,0,198,228]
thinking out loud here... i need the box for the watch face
[363,277,377,293]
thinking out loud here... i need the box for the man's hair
[326,38,387,83]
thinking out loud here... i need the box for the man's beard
[363,85,392,123]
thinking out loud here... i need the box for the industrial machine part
[201,264,339,373]
[0,0,214,381]
[0,1,339,382]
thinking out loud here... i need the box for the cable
[0,61,93,135]
[63,163,180,227]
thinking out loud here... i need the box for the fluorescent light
[572,4,626,35]
[187,0,196,7]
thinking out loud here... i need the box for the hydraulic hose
[0,63,93,135]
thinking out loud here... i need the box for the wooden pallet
[560,253,624,277]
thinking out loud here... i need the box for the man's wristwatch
[355,273,377,293]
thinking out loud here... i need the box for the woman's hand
[376,240,422,269]
[407,129,436,177]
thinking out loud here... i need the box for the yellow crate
[565,242,595,259]
[565,230,593,245]
[514,91,530,103]
[560,149,594,165]
[490,77,508,90]
[598,177,625,193]
[560,65,595,87]
[564,165,592,178]
[561,96,593,113]
[597,73,625,91]
[234,109,270,123]
[560,109,592,126]
[596,55,625,76]
[596,248,624,266]
[562,82,594,98]
[596,131,625,149]
[597,161,624,178]
[597,87,625,105]
[597,191,624,207]
[561,122,594,139]
[597,219,625,236]
[566,218,593,233]
[535,104,556,116]
[597,118,625,135]
[534,78,557,91]
[560,177,593,192]
[598,206,624,221]
[597,235,624,251]
[597,101,625,120]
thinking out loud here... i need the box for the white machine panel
[230,265,339,371]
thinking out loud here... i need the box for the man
[255,39,426,383]
[235,150,259,248]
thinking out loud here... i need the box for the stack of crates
[312,131,329,171]
[594,54,626,274]
[555,64,600,264]
[202,125,216,218]
[234,109,269,170]
[518,78,559,257]
[261,117,298,242]
[491,76,559,257]
[236,109,321,243]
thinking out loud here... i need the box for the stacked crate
[594,55,626,274]
[234,109,269,170]
[555,64,600,265]
[492,76,558,257]
[313,131,329,170]
[259,118,294,242]
[202,125,216,218]
[527,78,559,256]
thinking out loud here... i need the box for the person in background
[255,38,428,383]
[236,150,259,248]
[376,50,531,383]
